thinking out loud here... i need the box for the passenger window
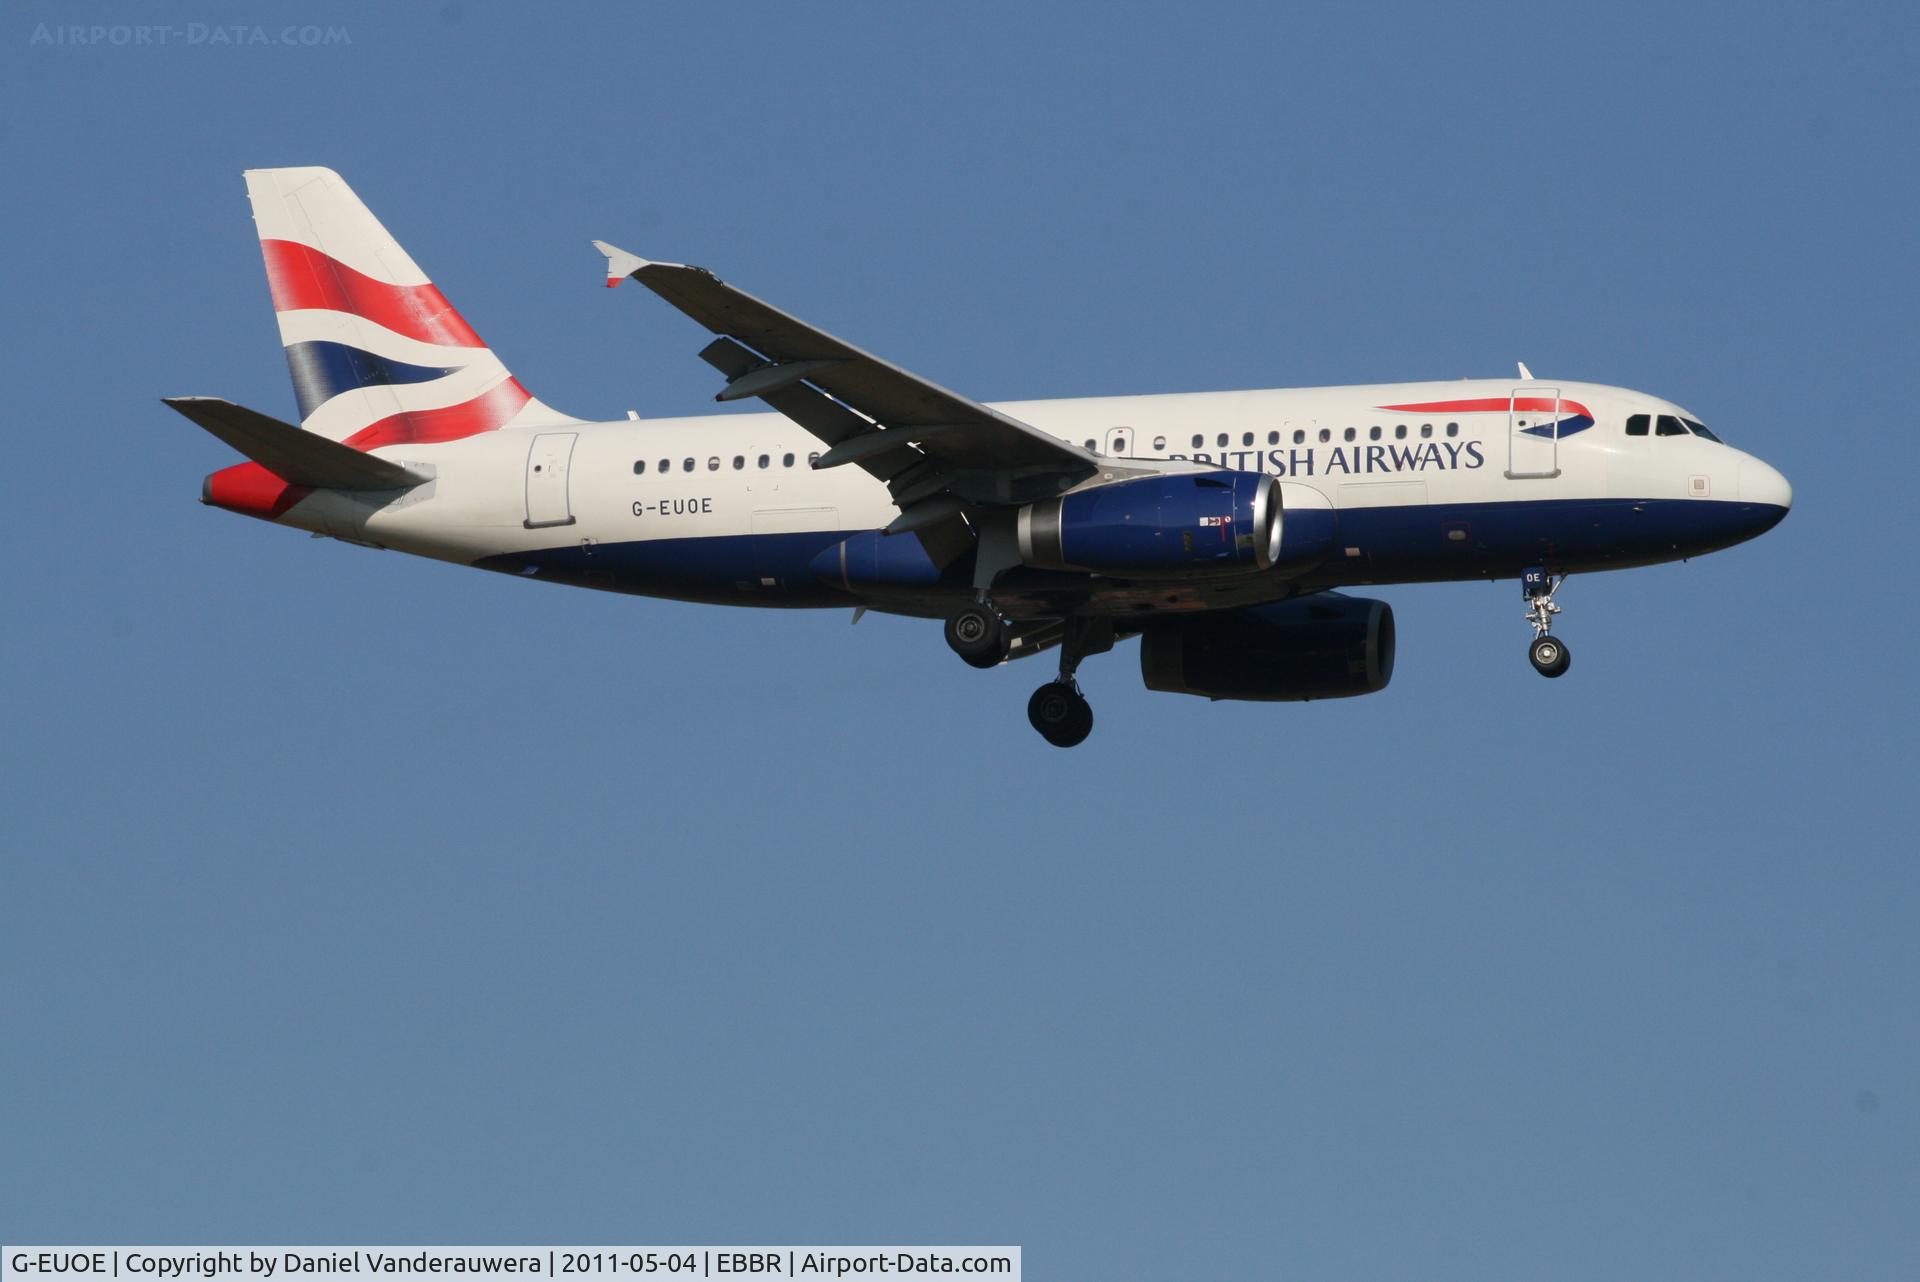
[1293,430,1305,444]
[1625,414,1650,436]
[1446,423,1459,437]
[1084,439,1096,450]
[1267,430,1279,445]
[1656,415,1688,436]
[1242,432,1254,446]
[1343,427,1356,442]
[1420,424,1432,439]
[1394,425,1406,439]
[1191,434,1203,448]
[682,458,694,472]
[732,455,744,469]
[633,460,647,474]
[758,454,770,468]
[808,452,820,465]
[1683,418,1723,443]
[1217,433,1228,447]
[1318,428,1330,443]
[658,459,670,473]
[1368,426,1381,441]
[707,456,721,471]
[783,452,795,467]
[1152,435,1166,450]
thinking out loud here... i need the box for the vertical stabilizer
[243,166,576,447]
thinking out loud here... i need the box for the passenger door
[1507,387,1560,479]
[524,432,578,528]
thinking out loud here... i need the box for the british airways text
[1170,440,1486,476]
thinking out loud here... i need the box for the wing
[595,242,1098,533]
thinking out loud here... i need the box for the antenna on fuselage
[1517,361,1536,380]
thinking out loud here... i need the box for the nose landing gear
[1522,568,1571,677]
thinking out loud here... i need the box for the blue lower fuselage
[478,495,1789,615]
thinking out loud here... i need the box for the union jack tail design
[244,166,576,449]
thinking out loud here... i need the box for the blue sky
[3,2,1916,1277]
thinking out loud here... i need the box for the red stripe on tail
[260,239,487,349]
[342,380,532,450]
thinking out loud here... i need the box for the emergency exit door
[524,432,578,528]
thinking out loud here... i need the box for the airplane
[168,167,1792,747]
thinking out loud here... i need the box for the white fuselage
[256,377,1789,618]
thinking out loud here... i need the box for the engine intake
[1140,594,1395,701]
[1018,471,1280,579]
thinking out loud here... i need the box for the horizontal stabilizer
[163,397,428,490]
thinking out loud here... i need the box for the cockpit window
[1656,415,1689,436]
[1625,414,1649,436]
[1682,418,1722,443]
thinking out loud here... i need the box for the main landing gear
[1522,567,1572,678]
[1026,616,1104,748]
[943,601,1008,668]
[940,602,1102,747]
[1028,681,1093,749]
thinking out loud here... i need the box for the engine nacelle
[1018,471,1280,579]
[1140,594,1395,701]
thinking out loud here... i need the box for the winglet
[593,240,650,288]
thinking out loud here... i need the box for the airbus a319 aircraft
[170,167,1791,746]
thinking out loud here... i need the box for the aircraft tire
[1529,635,1572,678]
[946,605,1008,667]
[1029,682,1094,747]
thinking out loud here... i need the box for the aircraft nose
[1739,456,1793,513]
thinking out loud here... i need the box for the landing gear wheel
[944,604,1008,668]
[1529,634,1571,678]
[1028,682,1094,748]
